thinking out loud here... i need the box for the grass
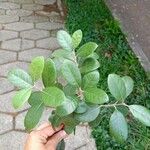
[64,0,150,149]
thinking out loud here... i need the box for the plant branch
[99,102,128,109]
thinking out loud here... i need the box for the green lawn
[64,0,150,149]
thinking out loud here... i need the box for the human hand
[24,123,67,150]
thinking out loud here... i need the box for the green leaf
[74,105,100,122]
[129,105,150,126]
[122,76,134,97]
[52,49,73,60]
[8,69,33,89]
[108,74,126,101]
[61,60,81,86]
[89,115,101,128]
[56,140,65,150]
[29,56,44,82]
[42,58,56,87]
[12,88,32,109]
[24,102,44,131]
[84,87,109,104]
[57,30,72,51]
[49,114,78,134]
[82,70,100,89]
[88,52,99,60]
[63,84,77,97]
[75,101,88,114]
[80,58,100,74]
[77,42,98,57]
[28,91,42,106]
[53,57,64,74]
[56,97,77,117]
[49,114,61,127]
[72,29,82,48]
[42,87,66,107]
[109,110,128,143]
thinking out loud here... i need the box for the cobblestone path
[0,0,96,149]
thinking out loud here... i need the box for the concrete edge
[105,1,150,72]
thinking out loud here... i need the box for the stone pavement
[0,0,96,149]
[106,0,150,72]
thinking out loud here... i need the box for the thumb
[46,130,67,147]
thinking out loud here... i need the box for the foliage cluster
[8,30,150,144]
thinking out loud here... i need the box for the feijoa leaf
[82,70,100,89]
[42,58,56,87]
[24,102,44,131]
[8,69,33,89]
[109,110,128,143]
[122,76,134,97]
[56,97,77,117]
[72,30,82,48]
[84,87,109,104]
[108,74,126,101]
[29,56,44,82]
[80,58,100,74]
[62,60,81,86]
[74,105,100,122]
[42,87,66,107]
[77,42,98,58]
[129,105,150,126]
[12,88,32,109]
[57,30,72,51]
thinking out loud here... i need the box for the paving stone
[0,50,16,64]
[1,39,34,51]
[0,91,29,112]
[35,0,56,5]
[0,78,14,94]
[6,9,33,17]
[76,142,96,150]
[35,11,60,18]
[15,111,27,130]
[1,39,21,51]
[22,4,43,11]
[4,22,34,31]
[0,15,19,24]
[36,37,59,50]
[0,9,5,15]
[49,15,63,23]
[0,131,27,150]
[8,0,34,3]
[22,39,35,50]
[20,29,50,40]
[50,29,60,37]
[0,114,13,134]
[36,22,64,30]
[0,62,29,77]
[0,30,18,41]
[18,48,51,61]
[65,126,96,150]
[0,2,20,9]
[20,15,49,23]
[0,0,7,2]
[33,80,44,91]
[0,24,2,30]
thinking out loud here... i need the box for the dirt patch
[43,2,59,13]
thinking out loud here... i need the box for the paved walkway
[0,0,96,149]
[106,0,150,72]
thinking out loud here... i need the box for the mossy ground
[64,0,150,149]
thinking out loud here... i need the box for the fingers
[46,130,67,148]
[36,124,64,139]
[36,122,50,130]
